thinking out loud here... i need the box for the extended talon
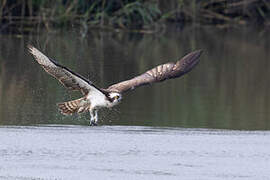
[89,110,99,126]
[90,121,98,126]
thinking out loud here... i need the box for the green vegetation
[1,0,270,32]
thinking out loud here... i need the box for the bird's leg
[94,110,99,124]
[89,110,97,126]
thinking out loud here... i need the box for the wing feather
[28,45,103,96]
[106,50,202,93]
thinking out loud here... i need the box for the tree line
[0,0,269,32]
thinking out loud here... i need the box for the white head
[108,92,122,107]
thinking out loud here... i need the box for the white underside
[86,89,109,111]
[85,89,121,125]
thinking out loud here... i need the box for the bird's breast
[86,92,108,109]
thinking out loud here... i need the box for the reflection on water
[0,27,270,129]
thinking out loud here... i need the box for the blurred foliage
[0,0,270,32]
[0,0,161,31]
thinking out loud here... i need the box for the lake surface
[0,125,270,180]
[1,26,270,179]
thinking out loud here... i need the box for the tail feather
[57,98,87,115]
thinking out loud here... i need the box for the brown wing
[28,45,104,96]
[106,50,202,93]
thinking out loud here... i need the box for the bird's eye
[112,95,120,101]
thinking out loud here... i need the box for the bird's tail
[57,97,88,115]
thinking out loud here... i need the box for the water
[1,26,270,179]
[0,125,269,180]
[1,27,270,129]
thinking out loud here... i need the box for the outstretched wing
[106,50,202,93]
[28,45,103,96]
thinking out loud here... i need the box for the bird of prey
[28,45,202,126]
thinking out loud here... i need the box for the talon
[90,121,98,126]
[90,109,99,126]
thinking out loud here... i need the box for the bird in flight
[28,45,202,126]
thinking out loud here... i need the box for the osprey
[28,45,202,126]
